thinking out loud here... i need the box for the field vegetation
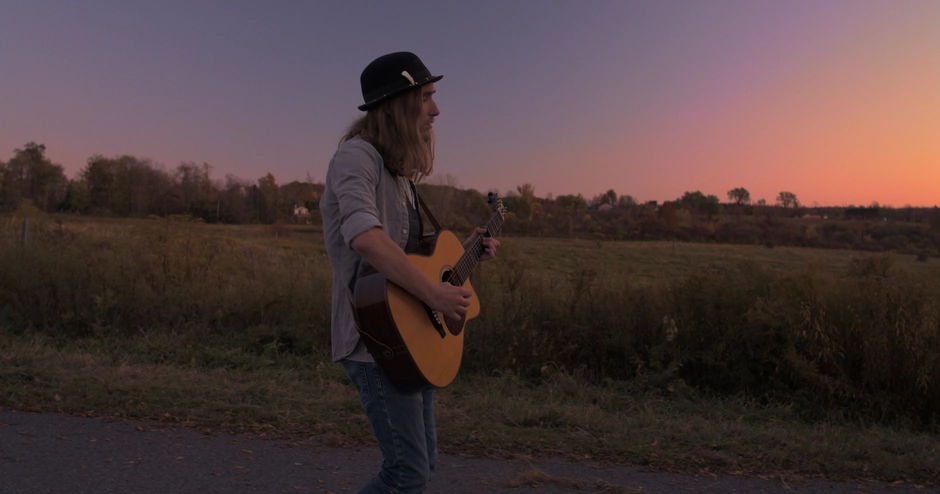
[2,204,939,485]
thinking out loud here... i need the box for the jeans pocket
[344,361,372,406]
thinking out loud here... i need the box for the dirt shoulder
[1,410,935,494]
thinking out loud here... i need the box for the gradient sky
[2,1,938,207]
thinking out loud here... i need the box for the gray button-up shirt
[320,138,416,362]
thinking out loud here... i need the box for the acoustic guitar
[352,193,506,391]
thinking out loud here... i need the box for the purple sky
[2,1,938,206]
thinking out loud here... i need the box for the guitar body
[353,230,480,391]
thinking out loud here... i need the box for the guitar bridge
[425,305,446,338]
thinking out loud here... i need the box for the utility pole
[22,217,30,246]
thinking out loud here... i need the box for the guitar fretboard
[448,208,504,287]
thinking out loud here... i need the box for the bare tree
[219,174,251,223]
[618,194,637,207]
[516,183,539,221]
[776,191,799,209]
[257,173,280,223]
[2,142,67,212]
[727,187,751,206]
[678,190,721,221]
[428,172,459,188]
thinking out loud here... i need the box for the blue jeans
[343,360,437,493]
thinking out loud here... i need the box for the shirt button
[402,201,406,206]
[402,229,407,234]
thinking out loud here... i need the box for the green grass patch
[2,330,937,484]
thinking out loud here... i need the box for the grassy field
[498,235,937,283]
[1,214,939,485]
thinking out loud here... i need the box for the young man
[319,52,498,493]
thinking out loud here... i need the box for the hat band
[362,74,435,107]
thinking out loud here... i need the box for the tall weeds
[0,212,331,344]
[471,249,940,427]
[3,213,939,426]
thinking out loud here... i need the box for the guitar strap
[416,193,442,234]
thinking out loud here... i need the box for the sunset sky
[2,1,938,207]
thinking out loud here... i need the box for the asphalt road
[1,410,935,494]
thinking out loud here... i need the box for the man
[319,52,498,493]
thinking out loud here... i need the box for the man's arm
[350,228,472,320]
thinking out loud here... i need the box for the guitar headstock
[487,192,506,217]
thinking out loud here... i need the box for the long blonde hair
[340,88,435,182]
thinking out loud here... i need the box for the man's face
[418,83,439,142]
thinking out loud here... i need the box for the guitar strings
[449,211,504,286]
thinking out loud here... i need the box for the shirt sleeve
[328,141,385,248]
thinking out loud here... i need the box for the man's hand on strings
[427,282,472,321]
[464,227,500,262]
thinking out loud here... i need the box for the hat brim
[358,75,443,111]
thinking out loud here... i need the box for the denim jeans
[343,360,437,493]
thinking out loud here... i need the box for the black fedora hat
[358,52,442,111]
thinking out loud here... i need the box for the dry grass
[0,333,367,441]
[437,372,940,483]
[2,214,940,485]
[497,236,938,284]
[3,332,938,484]
[2,331,939,484]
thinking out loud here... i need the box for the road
[1,410,934,493]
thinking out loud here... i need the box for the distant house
[293,204,311,223]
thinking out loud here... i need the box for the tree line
[490,184,940,257]
[0,142,814,223]
[0,142,320,224]
[3,142,939,256]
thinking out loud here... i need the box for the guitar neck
[448,211,504,287]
